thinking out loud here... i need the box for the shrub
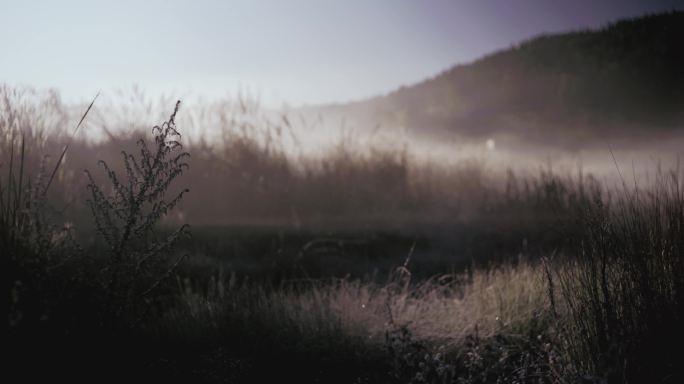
[85,100,190,316]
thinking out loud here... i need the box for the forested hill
[315,11,684,146]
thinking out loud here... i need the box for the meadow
[4,86,684,383]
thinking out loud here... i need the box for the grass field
[4,87,684,383]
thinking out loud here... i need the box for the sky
[1,0,682,107]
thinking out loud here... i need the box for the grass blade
[44,92,99,194]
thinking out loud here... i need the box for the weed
[85,100,190,316]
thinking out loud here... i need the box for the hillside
[316,11,684,147]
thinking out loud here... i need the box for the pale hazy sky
[1,0,682,107]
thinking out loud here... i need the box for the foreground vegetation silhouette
[4,85,684,383]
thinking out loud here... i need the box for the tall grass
[555,168,684,383]
[3,92,96,366]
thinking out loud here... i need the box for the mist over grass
[3,85,677,229]
[4,85,684,383]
